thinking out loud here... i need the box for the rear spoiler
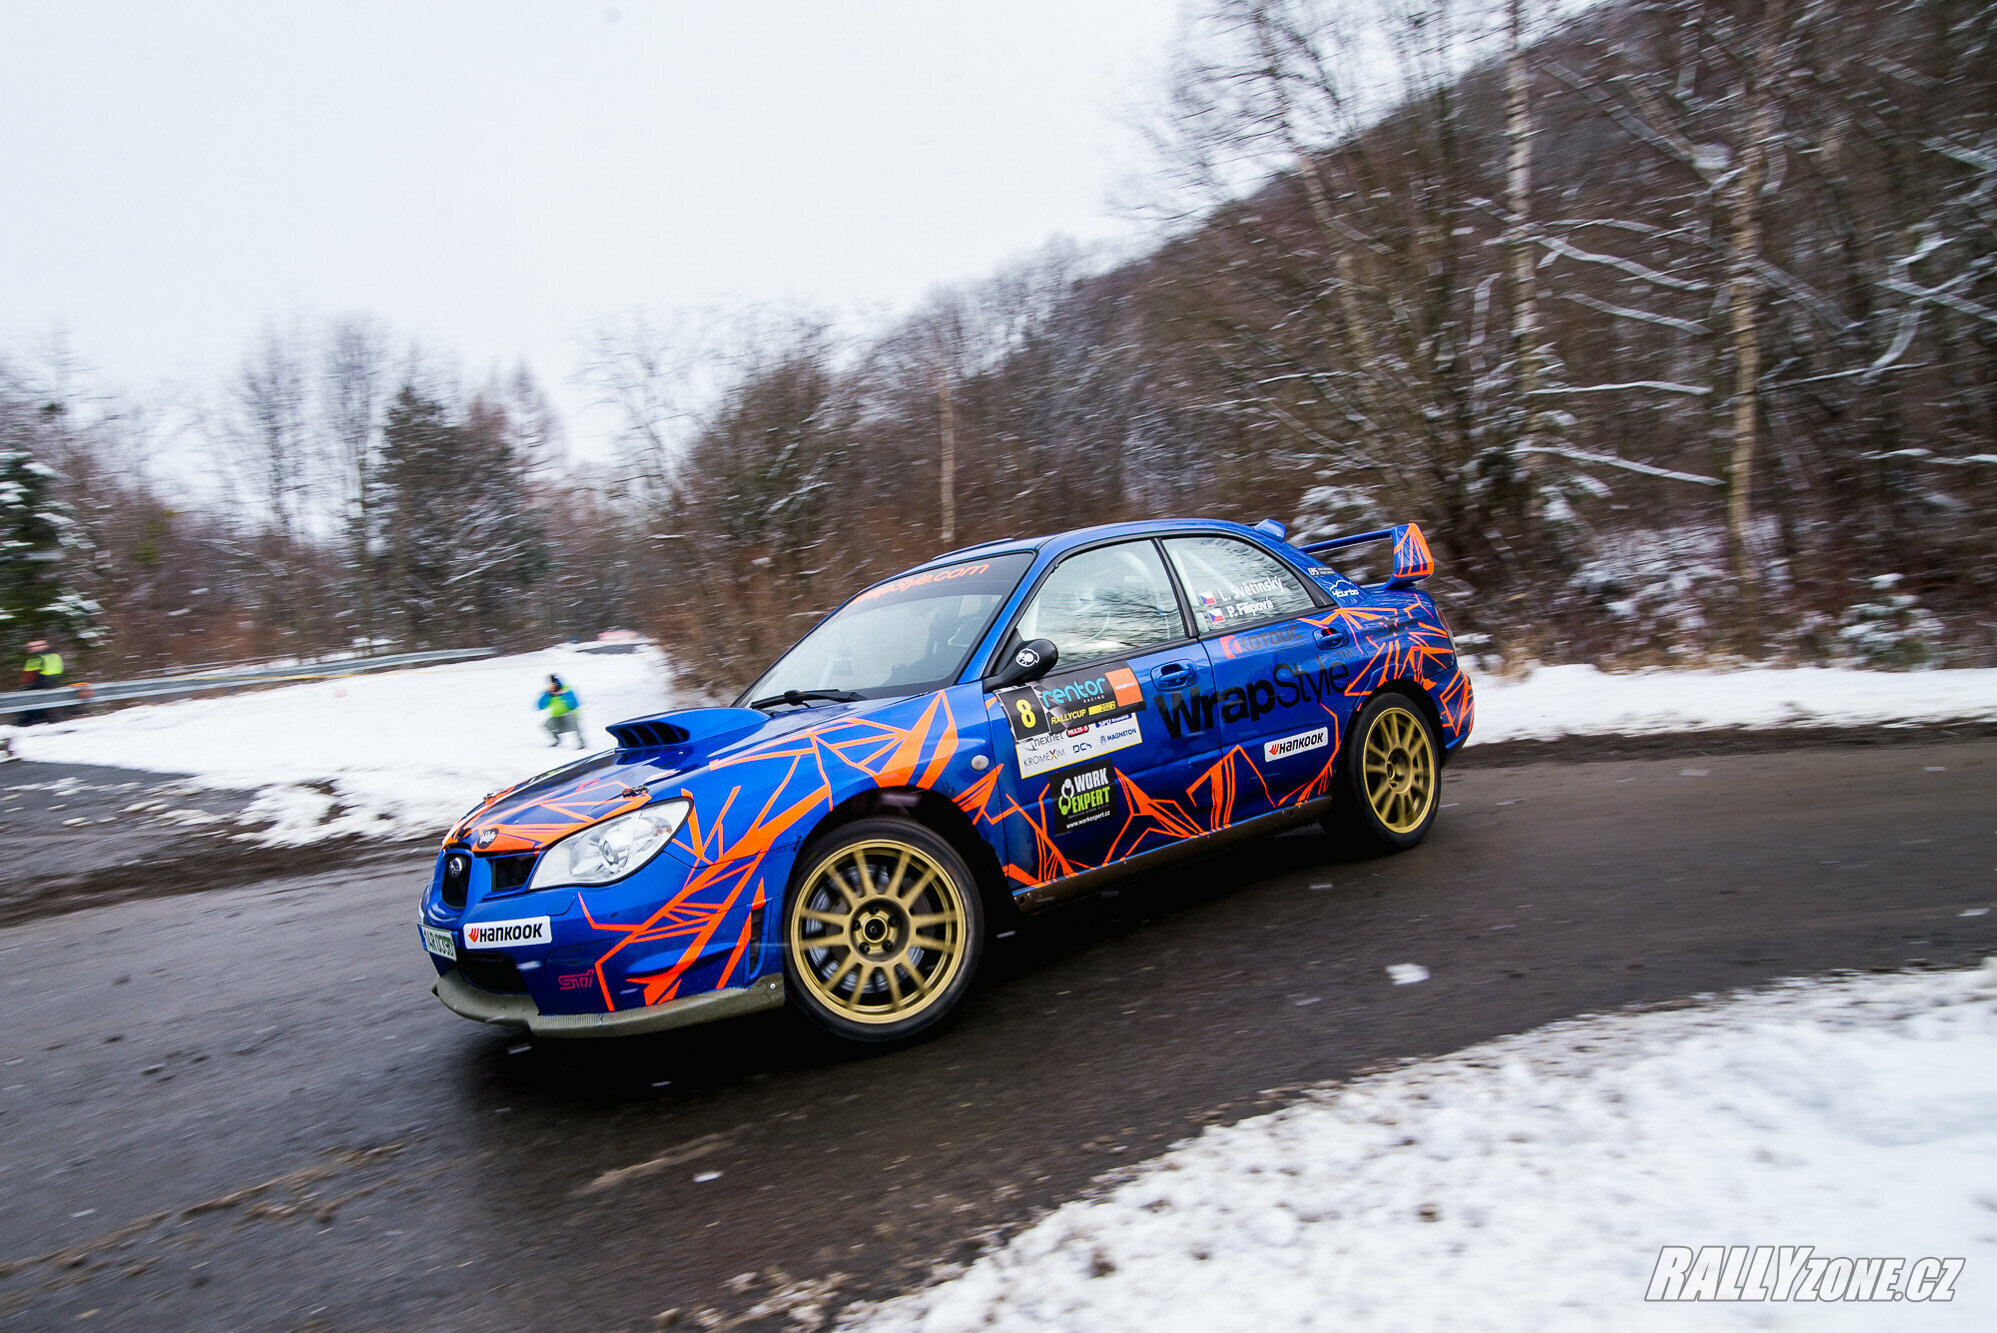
[1299,522,1435,588]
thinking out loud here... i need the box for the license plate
[421,924,458,961]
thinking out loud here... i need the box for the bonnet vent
[607,718,692,750]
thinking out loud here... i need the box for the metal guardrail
[0,647,498,719]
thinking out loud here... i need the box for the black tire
[782,817,985,1043]
[1323,691,1442,853]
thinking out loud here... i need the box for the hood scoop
[606,718,691,749]
[607,706,772,754]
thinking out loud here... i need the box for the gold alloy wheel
[787,839,970,1026]
[1361,704,1437,834]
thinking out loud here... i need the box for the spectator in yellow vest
[537,674,584,748]
[18,639,65,725]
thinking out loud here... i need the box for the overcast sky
[2,1,1184,453]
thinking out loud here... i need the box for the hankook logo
[462,916,551,949]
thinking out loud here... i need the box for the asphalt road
[3,734,1993,1331]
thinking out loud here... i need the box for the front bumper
[432,967,785,1038]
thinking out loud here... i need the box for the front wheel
[1324,691,1441,852]
[783,818,984,1043]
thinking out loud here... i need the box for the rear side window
[1162,536,1316,633]
[1015,541,1187,667]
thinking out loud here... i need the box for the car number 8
[1014,697,1038,729]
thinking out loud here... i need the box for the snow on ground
[2,645,686,844]
[843,963,1997,1332]
[2,656,1992,845]
[1470,663,1997,743]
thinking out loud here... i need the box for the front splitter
[432,968,786,1038]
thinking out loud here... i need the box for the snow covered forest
[3,0,1992,689]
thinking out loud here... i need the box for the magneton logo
[1015,647,1040,669]
[461,916,551,949]
[1016,714,1143,779]
[446,854,469,877]
[999,663,1145,740]
[1052,762,1117,834]
[1264,726,1330,762]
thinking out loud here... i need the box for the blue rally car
[421,519,1473,1042]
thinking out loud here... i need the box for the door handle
[1315,626,1347,648]
[1151,662,1197,689]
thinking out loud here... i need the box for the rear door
[1159,533,1354,824]
[986,539,1222,880]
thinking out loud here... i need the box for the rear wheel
[783,818,984,1043]
[1325,691,1441,852]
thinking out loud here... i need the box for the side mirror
[988,638,1058,690]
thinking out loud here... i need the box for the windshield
[739,553,1034,705]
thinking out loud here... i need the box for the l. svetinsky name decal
[462,916,551,948]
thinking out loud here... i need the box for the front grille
[485,853,535,895]
[440,851,472,908]
[458,951,528,994]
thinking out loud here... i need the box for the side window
[1014,541,1187,667]
[1162,536,1316,633]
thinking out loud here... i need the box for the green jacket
[24,652,64,677]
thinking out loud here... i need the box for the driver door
[985,539,1222,883]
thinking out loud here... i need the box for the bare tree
[323,317,388,650]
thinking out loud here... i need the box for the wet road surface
[2,736,1993,1329]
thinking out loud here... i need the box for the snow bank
[3,645,685,843]
[1469,663,1997,744]
[845,963,1997,1332]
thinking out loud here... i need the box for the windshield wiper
[748,689,866,711]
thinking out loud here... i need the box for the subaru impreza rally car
[421,518,1473,1043]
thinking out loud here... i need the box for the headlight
[525,801,689,892]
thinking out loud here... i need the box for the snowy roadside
[1,644,686,845]
[841,962,1997,1332]
[2,656,1992,847]
[1468,663,1997,744]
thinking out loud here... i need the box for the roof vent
[1254,518,1288,540]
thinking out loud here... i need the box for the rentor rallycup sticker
[461,916,551,949]
[1264,725,1330,762]
[998,662,1145,740]
[1016,713,1143,778]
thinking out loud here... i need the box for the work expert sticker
[999,663,1145,740]
[1052,761,1118,834]
[462,916,551,949]
[1016,713,1143,778]
[1264,725,1330,762]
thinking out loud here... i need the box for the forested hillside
[4,0,1990,688]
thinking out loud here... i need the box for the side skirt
[1013,796,1335,913]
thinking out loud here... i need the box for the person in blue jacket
[537,674,584,748]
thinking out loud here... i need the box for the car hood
[445,699,897,854]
